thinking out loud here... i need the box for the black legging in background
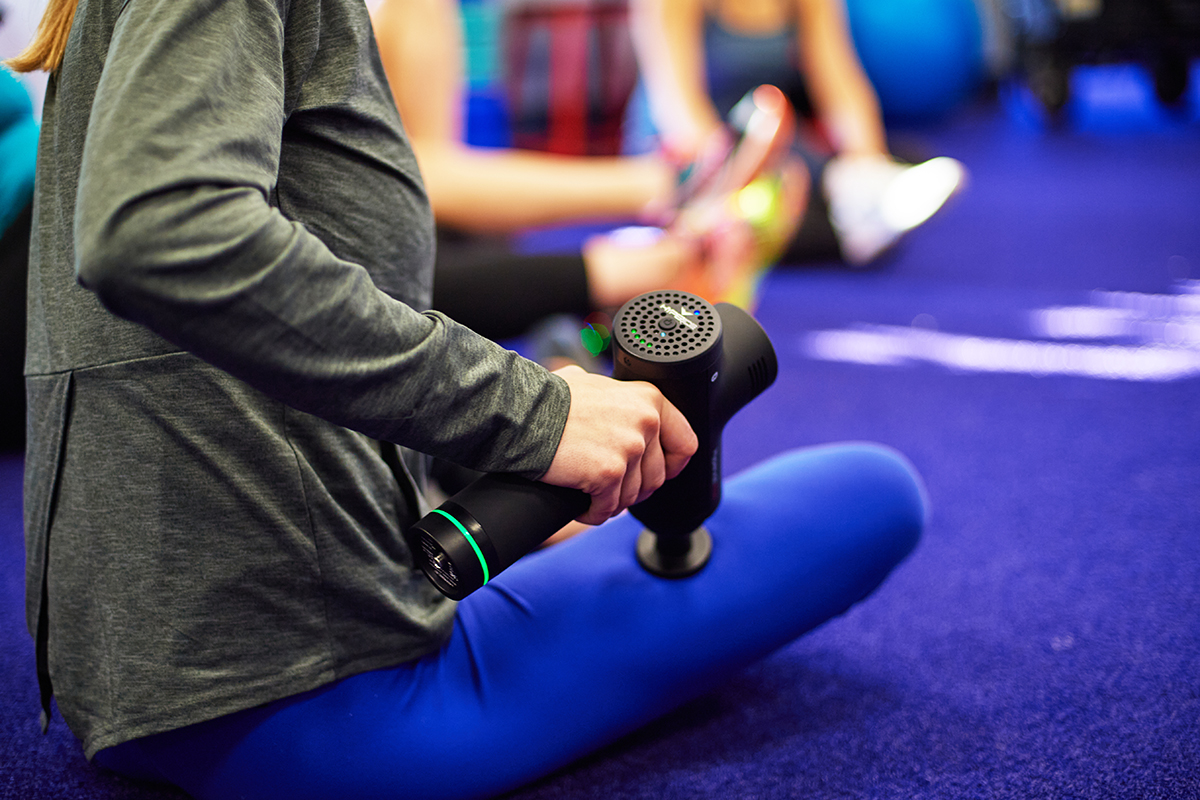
[432,228,592,342]
[0,201,30,453]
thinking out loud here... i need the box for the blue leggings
[96,443,925,800]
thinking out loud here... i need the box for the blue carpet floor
[2,67,1198,799]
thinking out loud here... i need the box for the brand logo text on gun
[659,303,700,331]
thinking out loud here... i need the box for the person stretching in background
[629,0,967,266]
[371,0,806,336]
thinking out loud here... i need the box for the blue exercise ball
[844,0,985,120]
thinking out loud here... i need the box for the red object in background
[504,0,638,156]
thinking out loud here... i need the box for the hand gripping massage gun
[405,290,778,600]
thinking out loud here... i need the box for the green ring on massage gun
[431,508,490,586]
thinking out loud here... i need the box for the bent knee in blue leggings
[95,443,925,800]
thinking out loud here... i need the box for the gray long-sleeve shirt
[25,0,570,757]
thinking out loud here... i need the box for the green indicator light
[431,509,489,585]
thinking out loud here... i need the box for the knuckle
[639,415,660,440]
[596,458,626,486]
[614,434,644,461]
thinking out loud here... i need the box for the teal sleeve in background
[0,66,37,236]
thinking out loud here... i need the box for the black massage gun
[406,290,778,600]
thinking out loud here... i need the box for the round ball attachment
[636,527,713,578]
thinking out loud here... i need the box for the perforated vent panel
[613,291,721,363]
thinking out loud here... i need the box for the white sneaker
[824,154,967,266]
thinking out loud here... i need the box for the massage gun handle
[406,473,590,600]
[451,473,590,568]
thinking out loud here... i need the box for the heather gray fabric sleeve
[72,0,568,477]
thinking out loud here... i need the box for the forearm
[414,140,669,231]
